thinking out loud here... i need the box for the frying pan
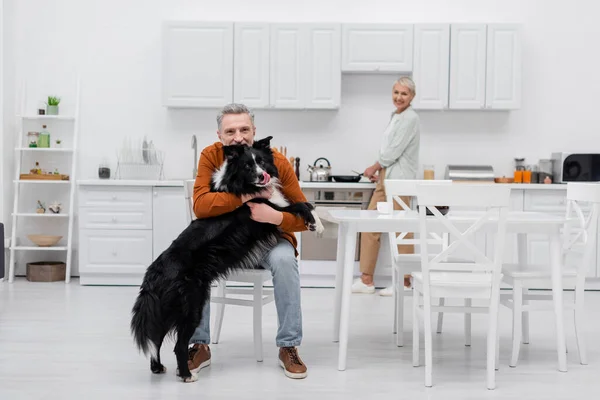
[331,170,363,183]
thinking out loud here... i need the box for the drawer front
[79,229,153,270]
[79,186,152,209]
[524,190,591,215]
[79,207,152,230]
[524,191,567,213]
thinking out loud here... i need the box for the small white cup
[376,201,393,214]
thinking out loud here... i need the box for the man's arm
[276,157,310,233]
[193,150,243,219]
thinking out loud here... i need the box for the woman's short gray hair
[394,76,416,95]
[216,103,255,131]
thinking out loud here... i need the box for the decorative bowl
[27,234,62,247]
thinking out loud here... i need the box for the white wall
[2,0,600,229]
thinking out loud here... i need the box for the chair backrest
[384,179,452,258]
[416,183,511,285]
[384,179,452,211]
[184,179,197,222]
[564,183,600,275]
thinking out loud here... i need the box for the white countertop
[76,179,567,191]
[299,181,376,189]
[77,179,185,187]
[493,183,566,190]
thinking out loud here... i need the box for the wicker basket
[26,261,66,282]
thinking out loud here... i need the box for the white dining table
[325,209,570,373]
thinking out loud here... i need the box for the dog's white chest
[269,187,289,207]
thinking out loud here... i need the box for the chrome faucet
[191,134,198,178]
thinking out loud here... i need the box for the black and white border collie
[130,136,324,382]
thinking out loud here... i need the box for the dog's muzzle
[258,171,271,186]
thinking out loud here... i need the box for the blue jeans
[189,238,303,348]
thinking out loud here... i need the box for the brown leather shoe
[188,344,211,374]
[279,347,307,379]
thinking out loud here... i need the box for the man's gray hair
[394,76,416,95]
[216,103,255,131]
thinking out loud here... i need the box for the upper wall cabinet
[342,24,413,72]
[162,21,234,108]
[269,24,306,109]
[305,24,341,109]
[449,24,487,110]
[485,24,522,110]
[269,23,341,109]
[411,24,450,110]
[449,24,522,110]
[233,23,270,108]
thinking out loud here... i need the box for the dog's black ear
[253,136,273,150]
[223,144,245,160]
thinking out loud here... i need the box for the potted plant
[55,139,62,148]
[46,96,61,115]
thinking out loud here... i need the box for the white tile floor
[1,279,599,399]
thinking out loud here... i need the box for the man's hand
[241,187,273,203]
[247,202,284,225]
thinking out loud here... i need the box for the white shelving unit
[8,76,81,283]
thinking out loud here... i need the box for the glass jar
[423,164,435,180]
[538,159,554,184]
[38,125,50,148]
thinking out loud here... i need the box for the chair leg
[465,298,472,347]
[212,280,226,344]
[436,298,444,334]
[522,288,530,344]
[574,282,588,365]
[487,284,501,390]
[412,288,420,367]
[396,280,405,347]
[509,281,523,368]
[423,292,433,387]
[392,266,398,334]
[495,325,500,371]
[253,281,264,362]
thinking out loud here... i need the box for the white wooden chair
[501,182,600,368]
[184,180,274,362]
[384,179,452,347]
[411,183,510,390]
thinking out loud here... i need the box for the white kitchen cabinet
[233,22,270,108]
[78,184,187,285]
[485,24,522,110]
[152,187,188,259]
[305,24,341,109]
[449,24,487,110]
[342,24,413,72]
[162,21,233,108]
[270,24,305,109]
[270,23,341,109]
[411,24,450,110]
[79,229,153,285]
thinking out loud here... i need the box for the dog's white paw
[181,374,198,383]
[311,211,325,235]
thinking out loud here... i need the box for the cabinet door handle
[112,216,117,223]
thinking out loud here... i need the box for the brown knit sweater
[193,142,308,251]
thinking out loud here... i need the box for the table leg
[550,232,568,372]
[338,224,357,371]
[333,223,347,342]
